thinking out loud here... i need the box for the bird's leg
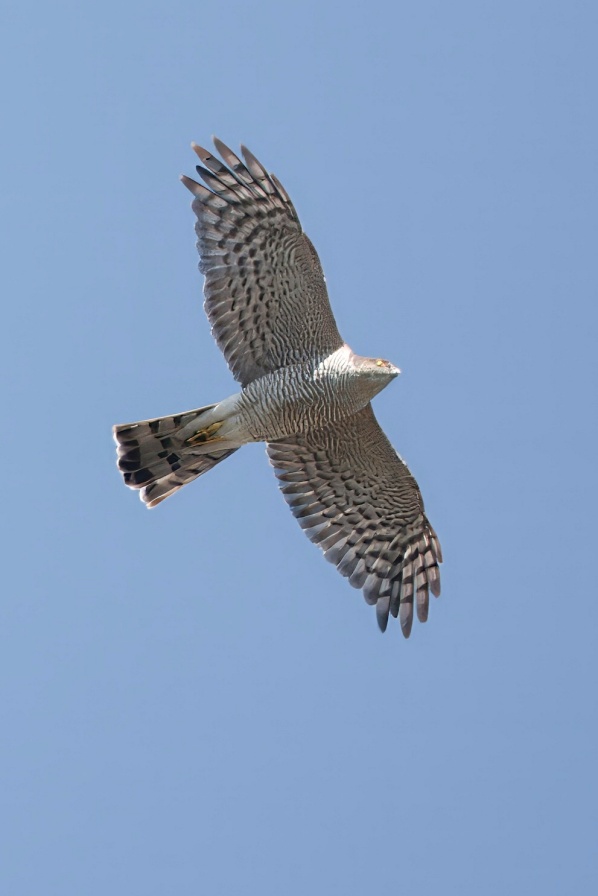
[184,421,225,446]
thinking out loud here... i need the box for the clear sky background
[2,2,597,893]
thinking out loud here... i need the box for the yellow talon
[185,421,224,446]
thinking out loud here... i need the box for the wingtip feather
[180,173,206,196]
[376,595,390,633]
[191,142,212,163]
[399,600,413,638]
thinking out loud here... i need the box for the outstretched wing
[181,138,343,386]
[267,404,442,636]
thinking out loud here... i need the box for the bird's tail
[113,404,240,507]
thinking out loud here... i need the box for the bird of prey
[113,138,442,635]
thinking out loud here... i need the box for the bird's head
[354,355,401,397]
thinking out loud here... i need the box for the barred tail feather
[113,405,239,508]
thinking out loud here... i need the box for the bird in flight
[113,138,442,635]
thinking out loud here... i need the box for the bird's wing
[181,138,344,386]
[267,404,442,636]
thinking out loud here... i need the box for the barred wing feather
[181,138,343,386]
[267,404,442,636]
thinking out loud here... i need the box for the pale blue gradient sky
[2,2,597,894]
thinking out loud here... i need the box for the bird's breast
[238,358,371,441]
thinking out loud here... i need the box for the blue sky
[2,1,597,893]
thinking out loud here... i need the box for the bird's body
[114,138,442,635]
[239,346,400,440]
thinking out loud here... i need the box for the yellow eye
[376,359,384,367]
